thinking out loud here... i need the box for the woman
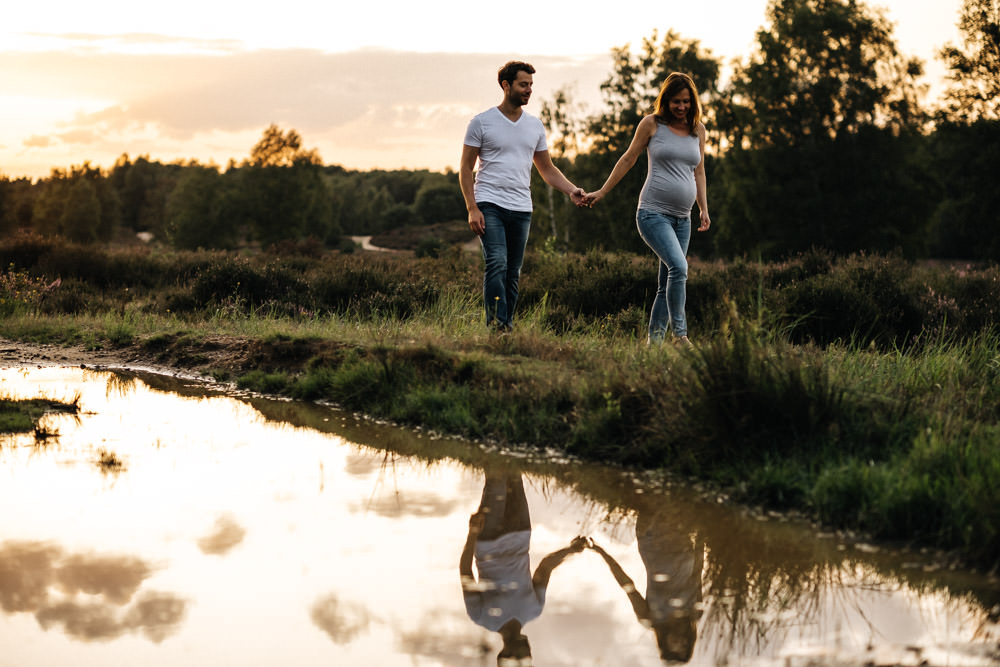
[585,72,711,346]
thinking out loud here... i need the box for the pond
[1,366,998,666]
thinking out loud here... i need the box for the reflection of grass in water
[0,393,80,435]
[97,448,125,473]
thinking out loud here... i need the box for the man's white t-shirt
[463,106,547,212]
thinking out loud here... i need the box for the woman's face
[668,87,692,122]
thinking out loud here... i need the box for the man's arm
[459,144,485,236]
[532,151,586,206]
[531,536,587,590]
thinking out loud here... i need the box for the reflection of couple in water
[461,469,704,665]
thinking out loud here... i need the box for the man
[460,61,585,332]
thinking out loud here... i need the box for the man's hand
[569,187,587,208]
[468,206,486,236]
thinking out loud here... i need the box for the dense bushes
[2,234,998,349]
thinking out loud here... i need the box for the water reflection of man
[460,471,586,666]
[589,506,705,664]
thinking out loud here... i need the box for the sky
[1,0,964,180]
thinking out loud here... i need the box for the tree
[249,124,321,167]
[60,178,102,243]
[239,126,335,246]
[712,0,929,258]
[413,182,465,225]
[165,166,237,250]
[939,0,1000,121]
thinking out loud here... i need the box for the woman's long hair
[653,72,701,135]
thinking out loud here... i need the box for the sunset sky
[2,0,963,180]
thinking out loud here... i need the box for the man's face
[504,71,533,107]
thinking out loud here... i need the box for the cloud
[2,45,609,174]
[23,135,52,148]
[356,490,461,518]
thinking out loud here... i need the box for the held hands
[579,190,604,208]
[569,187,587,208]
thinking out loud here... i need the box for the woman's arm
[585,115,657,206]
[694,123,711,232]
[590,541,650,622]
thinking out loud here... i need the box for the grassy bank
[2,233,998,570]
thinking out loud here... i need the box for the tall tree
[240,126,334,246]
[165,166,237,250]
[939,0,1000,122]
[712,0,928,258]
[719,0,924,150]
[249,124,321,167]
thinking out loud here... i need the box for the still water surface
[1,367,998,666]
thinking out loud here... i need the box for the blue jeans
[479,202,531,329]
[636,209,691,341]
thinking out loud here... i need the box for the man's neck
[497,100,524,121]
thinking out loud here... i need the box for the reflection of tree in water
[0,540,186,643]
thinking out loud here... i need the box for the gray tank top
[638,122,701,217]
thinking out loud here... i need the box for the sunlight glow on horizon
[1,0,963,180]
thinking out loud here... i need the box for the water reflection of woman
[460,471,586,666]
[590,506,705,663]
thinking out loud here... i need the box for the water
[1,367,997,666]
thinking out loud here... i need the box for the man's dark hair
[498,61,535,88]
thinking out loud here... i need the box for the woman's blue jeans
[636,209,691,341]
[479,202,531,329]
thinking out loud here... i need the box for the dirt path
[0,339,137,369]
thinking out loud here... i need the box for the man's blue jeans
[636,209,691,341]
[479,202,531,329]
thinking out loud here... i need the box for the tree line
[0,124,465,253]
[1,0,997,261]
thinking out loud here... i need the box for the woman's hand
[582,190,605,208]
[698,209,711,232]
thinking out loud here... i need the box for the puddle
[1,367,998,666]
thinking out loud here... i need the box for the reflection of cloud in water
[310,594,372,644]
[396,610,493,663]
[36,591,186,643]
[356,491,460,519]
[57,553,152,603]
[0,540,187,643]
[343,453,381,476]
[197,514,247,555]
